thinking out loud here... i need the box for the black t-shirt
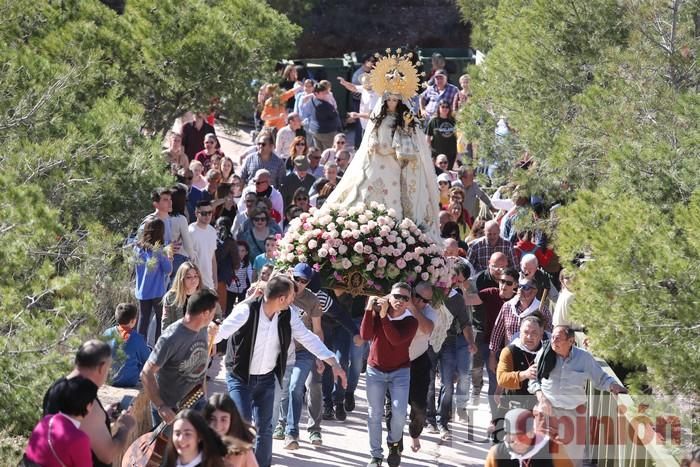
[473,269,499,331]
[426,116,457,157]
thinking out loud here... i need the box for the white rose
[328,248,337,256]
[374,237,383,246]
[318,248,329,258]
[308,239,318,249]
[358,215,368,224]
[353,242,364,254]
[421,272,430,281]
[338,244,348,255]
[286,253,295,262]
[342,258,352,269]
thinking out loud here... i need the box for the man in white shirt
[275,112,304,159]
[188,201,217,289]
[212,275,346,467]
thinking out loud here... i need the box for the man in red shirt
[360,282,418,467]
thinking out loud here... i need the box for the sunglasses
[391,293,410,302]
[253,216,267,222]
[198,210,213,216]
[499,279,515,286]
[295,196,308,201]
[255,180,269,185]
[205,141,215,145]
[414,293,432,304]
[294,276,309,285]
[295,142,306,146]
[337,140,346,145]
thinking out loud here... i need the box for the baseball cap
[293,156,310,171]
[434,69,448,77]
[292,263,313,281]
[518,277,538,290]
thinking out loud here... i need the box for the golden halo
[368,49,421,102]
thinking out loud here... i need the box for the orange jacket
[261,88,297,130]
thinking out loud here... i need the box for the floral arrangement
[276,201,451,299]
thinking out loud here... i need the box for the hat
[292,263,313,281]
[518,277,538,290]
[504,408,535,434]
[434,69,448,77]
[437,173,452,184]
[293,156,310,171]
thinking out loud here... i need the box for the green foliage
[453,0,499,50]
[0,0,299,458]
[458,0,700,396]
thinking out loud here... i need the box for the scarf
[536,339,557,381]
[507,295,540,319]
[507,434,551,465]
[116,324,132,341]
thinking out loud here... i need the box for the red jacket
[360,308,417,373]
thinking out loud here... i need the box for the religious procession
[7,2,698,467]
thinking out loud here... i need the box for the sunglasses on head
[391,293,410,302]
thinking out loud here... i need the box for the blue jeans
[437,334,472,429]
[347,317,369,396]
[286,349,316,437]
[322,324,351,407]
[273,365,293,427]
[226,371,276,467]
[366,366,410,458]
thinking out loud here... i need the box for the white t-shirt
[188,223,217,289]
[408,305,438,361]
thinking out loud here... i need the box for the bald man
[466,220,516,272]
[520,253,559,303]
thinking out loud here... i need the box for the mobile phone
[116,394,134,414]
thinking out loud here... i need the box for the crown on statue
[369,48,423,101]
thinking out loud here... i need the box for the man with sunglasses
[360,282,419,467]
[188,201,218,289]
[237,169,284,225]
[240,133,285,188]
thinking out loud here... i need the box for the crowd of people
[23,51,685,467]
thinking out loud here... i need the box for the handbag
[47,414,67,467]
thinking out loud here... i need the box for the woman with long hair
[215,216,240,315]
[135,217,173,341]
[161,261,202,331]
[165,409,226,467]
[325,83,441,241]
[215,183,237,221]
[220,157,237,184]
[285,135,308,171]
[226,241,253,312]
[203,394,256,457]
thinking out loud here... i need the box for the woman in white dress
[326,92,441,241]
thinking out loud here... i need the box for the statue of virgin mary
[325,51,442,241]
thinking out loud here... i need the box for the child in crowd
[103,303,151,387]
[252,236,277,281]
[227,241,253,313]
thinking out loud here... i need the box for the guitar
[121,384,204,467]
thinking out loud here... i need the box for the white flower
[360,225,371,234]
[338,244,348,255]
[341,230,352,239]
[367,220,377,230]
[387,234,397,243]
[286,244,295,252]
[353,242,364,254]
[414,246,424,255]
[327,222,337,231]
[397,259,406,268]
[365,211,375,220]
[286,253,295,262]
[421,272,430,281]
[351,231,360,239]
[370,201,379,209]
[406,236,416,245]
[308,239,318,249]
[374,237,383,246]
[318,248,329,258]
[299,255,307,263]
[328,248,337,256]
[387,208,397,217]
[366,261,375,271]
[336,217,345,225]
[341,258,352,269]
[329,230,339,239]
[363,245,373,254]
[414,266,422,273]
[358,215,368,224]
